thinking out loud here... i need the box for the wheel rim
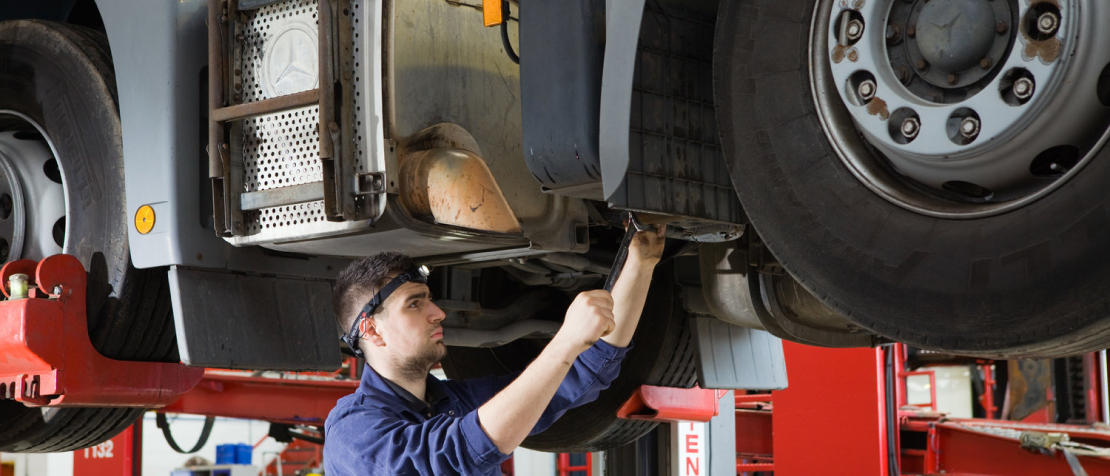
[0,112,67,262]
[811,0,1110,218]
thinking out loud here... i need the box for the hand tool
[603,212,657,293]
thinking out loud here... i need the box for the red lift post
[734,393,773,473]
[72,423,142,476]
[750,341,1110,476]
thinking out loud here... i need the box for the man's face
[370,280,447,378]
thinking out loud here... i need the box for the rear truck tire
[0,20,179,452]
[440,262,697,452]
[714,0,1110,357]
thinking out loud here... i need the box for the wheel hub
[816,0,1110,217]
[916,0,996,72]
[0,112,66,262]
[890,0,1014,100]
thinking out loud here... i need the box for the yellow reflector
[135,205,155,235]
[483,0,502,27]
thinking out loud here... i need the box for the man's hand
[628,225,666,267]
[600,224,666,348]
[552,290,616,357]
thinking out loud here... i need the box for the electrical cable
[500,0,519,64]
[288,429,325,445]
[156,413,215,454]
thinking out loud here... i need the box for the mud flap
[691,316,788,390]
[168,267,341,370]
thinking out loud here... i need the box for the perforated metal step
[208,0,381,245]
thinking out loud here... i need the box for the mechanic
[323,225,666,475]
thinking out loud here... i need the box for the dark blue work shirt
[323,340,630,476]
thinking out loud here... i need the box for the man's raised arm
[475,226,666,454]
[603,225,666,348]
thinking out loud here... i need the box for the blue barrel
[215,444,236,464]
[235,443,253,464]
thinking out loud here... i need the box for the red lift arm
[0,255,202,407]
[162,370,358,426]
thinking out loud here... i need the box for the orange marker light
[483,0,502,27]
[135,205,155,235]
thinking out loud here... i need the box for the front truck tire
[0,20,178,452]
[715,0,1110,357]
[441,263,697,452]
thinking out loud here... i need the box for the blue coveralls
[323,341,630,476]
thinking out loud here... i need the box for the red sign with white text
[73,422,141,476]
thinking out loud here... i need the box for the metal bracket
[748,232,785,276]
[354,172,386,195]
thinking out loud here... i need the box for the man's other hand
[553,290,616,356]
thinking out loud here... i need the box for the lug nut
[959,117,981,140]
[896,66,911,85]
[907,25,916,38]
[846,19,865,42]
[857,79,877,102]
[886,25,902,45]
[901,117,920,140]
[1013,77,1035,100]
[996,21,1009,34]
[980,58,992,70]
[947,74,959,85]
[1037,11,1060,36]
[916,59,929,71]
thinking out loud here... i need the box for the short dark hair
[332,252,415,333]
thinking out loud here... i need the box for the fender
[96,0,228,269]
[598,0,647,202]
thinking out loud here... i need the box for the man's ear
[360,315,386,347]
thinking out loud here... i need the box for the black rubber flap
[168,267,342,371]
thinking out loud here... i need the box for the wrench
[603,212,657,293]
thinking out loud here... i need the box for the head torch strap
[342,267,430,357]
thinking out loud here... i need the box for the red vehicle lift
[15,255,1110,475]
[0,255,202,407]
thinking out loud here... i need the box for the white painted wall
[513,448,556,476]
[906,365,974,418]
[0,452,71,476]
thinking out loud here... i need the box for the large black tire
[0,20,178,453]
[440,262,697,452]
[715,0,1110,357]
